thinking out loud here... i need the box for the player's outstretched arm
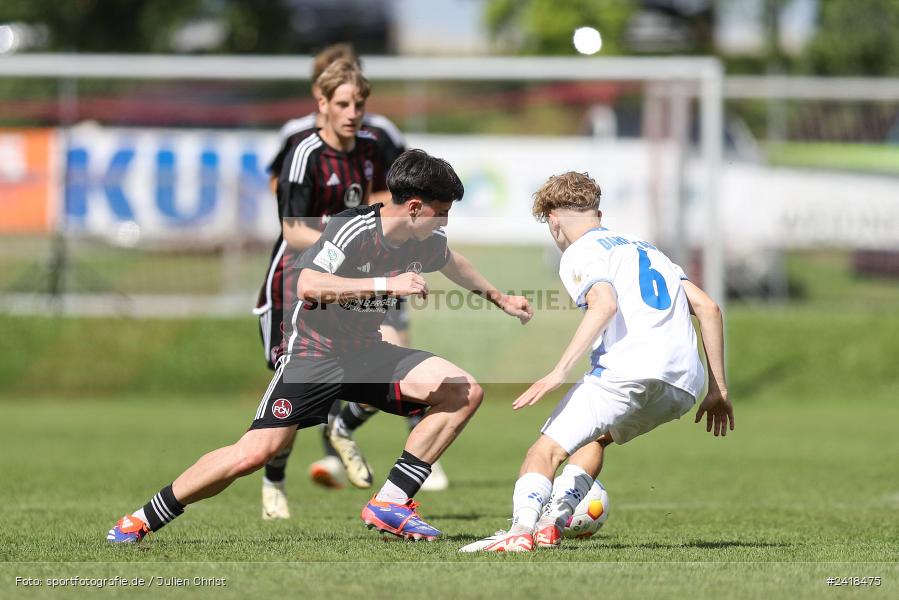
[439,250,533,324]
[682,280,734,436]
[299,269,428,304]
[512,283,617,410]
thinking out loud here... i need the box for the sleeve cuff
[575,277,613,308]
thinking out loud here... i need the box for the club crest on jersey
[406,261,423,274]
[271,399,293,420]
[364,160,374,180]
[344,183,363,208]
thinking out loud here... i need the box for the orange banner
[0,128,56,233]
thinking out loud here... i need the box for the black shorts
[250,342,433,430]
[382,297,410,332]
[257,307,284,371]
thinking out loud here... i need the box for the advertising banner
[40,125,899,251]
[58,126,674,246]
[0,128,56,233]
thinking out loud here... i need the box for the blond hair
[532,171,601,222]
[316,59,371,101]
[311,43,359,84]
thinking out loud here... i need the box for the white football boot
[327,421,373,489]
[261,478,291,520]
[459,528,535,553]
[533,513,563,548]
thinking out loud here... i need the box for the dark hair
[387,149,464,205]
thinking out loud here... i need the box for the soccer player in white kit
[461,171,734,553]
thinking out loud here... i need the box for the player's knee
[527,436,568,468]
[234,449,271,476]
[452,378,482,417]
[467,381,484,411]
[231,439,283,476]
[432,376,479,410]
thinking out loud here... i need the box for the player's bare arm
[682,280,734,436]
[513,282,617,410]
[439,249,533,324]
[299,269,428,303]
[282,218,323,251]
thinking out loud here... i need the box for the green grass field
[2,245,899,598]
[2,307,899,598]
[2,390,898,598]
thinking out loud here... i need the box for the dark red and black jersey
[277,130,380,229]
[287,203,450,357]
[267,112,406,191]
[254,130,381,317]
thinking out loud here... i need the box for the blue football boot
[361,497,441,541]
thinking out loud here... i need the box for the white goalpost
[0,53,724,309]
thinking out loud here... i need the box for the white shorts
[540,375,696,454]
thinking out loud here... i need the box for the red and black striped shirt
[255,130,383,316]
[287,204,450,357]
[267,112,406,187]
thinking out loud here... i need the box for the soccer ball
[563,480,610,539]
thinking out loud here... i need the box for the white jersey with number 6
[559,227,705,399]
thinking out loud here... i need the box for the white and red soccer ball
[563,480,610,539]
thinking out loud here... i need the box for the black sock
[387,451,432,499]
[264,446,292,482]
[142,484,185,532]
[338,402,378,432]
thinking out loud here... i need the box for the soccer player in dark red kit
[255,58,384,519]
[107,149,533,544]
[257,48,447,524]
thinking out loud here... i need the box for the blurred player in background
[461,171,733,552]
[107,149,532,545]
[255,48,446,523]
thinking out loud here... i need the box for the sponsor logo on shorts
[406,261,423,274]
[272,398,293,420]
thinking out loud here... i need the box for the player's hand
[498,294,533,324]
[387,272,429,298]
[512,369,565,410]
[694,388,734,437]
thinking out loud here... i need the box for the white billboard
[58,126,899,251]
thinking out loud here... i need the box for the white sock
[544,464,594,526]
[375,480,408,504]
[262,477,284,488]
[132,508,147,523]
[511,472,552,532]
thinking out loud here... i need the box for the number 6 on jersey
[637,248,671,310]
